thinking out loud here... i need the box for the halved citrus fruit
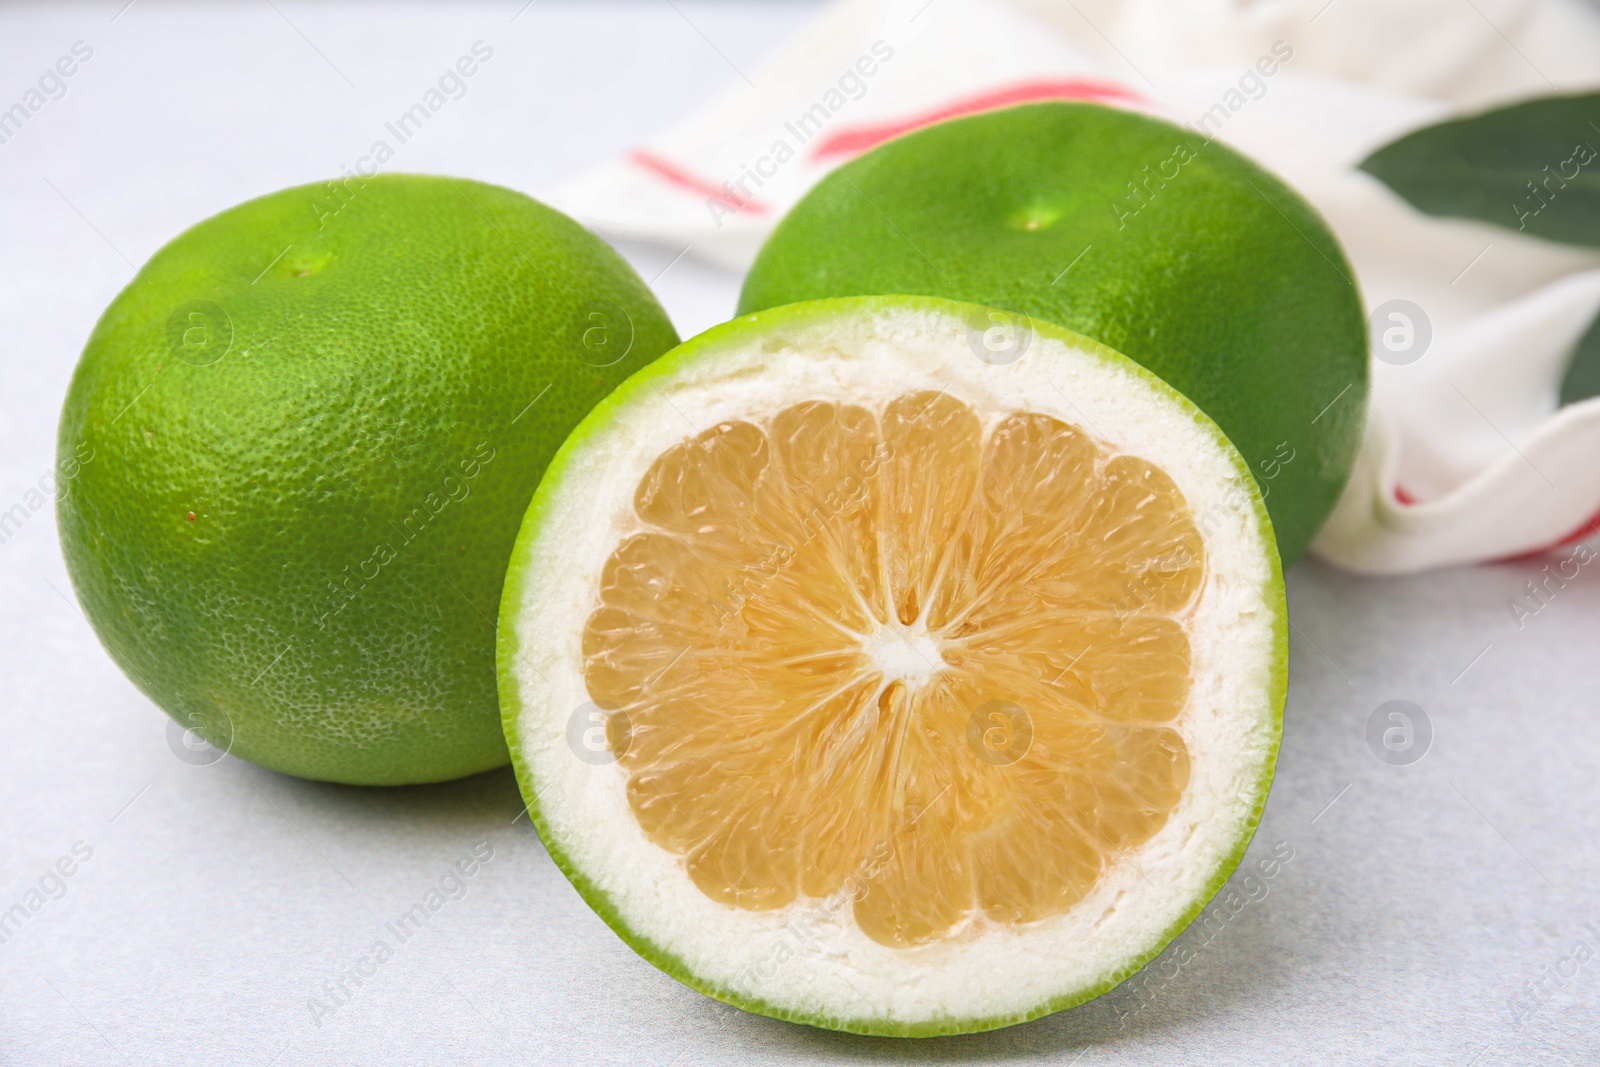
[498,296,1285,1035]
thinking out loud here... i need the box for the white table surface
[2,3,1597,1064]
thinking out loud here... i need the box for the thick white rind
[504,302,1280,1027]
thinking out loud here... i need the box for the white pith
[503,302,1281,1029]
[860,619,946,688]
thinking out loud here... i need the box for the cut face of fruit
[589,395,1203,947]
[500,297,1285,1036]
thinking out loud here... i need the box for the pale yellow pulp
[583,393,1203,947]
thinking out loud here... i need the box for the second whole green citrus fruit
[738,102,1368,563]
[58,174,679,785]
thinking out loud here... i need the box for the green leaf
[1359,93,1600,248]
[1559,308,1600,406]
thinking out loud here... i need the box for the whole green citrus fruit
[58,174,678,785]
[738,102,1367,563]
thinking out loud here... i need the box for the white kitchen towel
[549,0,1600,574]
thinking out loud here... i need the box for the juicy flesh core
[582,393,1204,947]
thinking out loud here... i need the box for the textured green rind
[58,174,679,786]
[498,295,1288,1036]
[738,101,1367,565]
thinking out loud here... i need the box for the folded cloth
[549,0,1600,573]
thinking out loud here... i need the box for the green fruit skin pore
[738,101,1368,564]
[58,174,679,786]
[499,296,1288,1036]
